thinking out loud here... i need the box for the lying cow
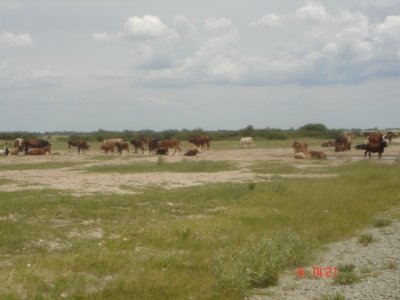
[292,141,308,153]
[23,139,50,154]
[295,150,326,159]
[184,149,200,156]
[0,147,10,156]
[27,144,51,155]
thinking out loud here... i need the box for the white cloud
[204,18,233,32]
[0,31,32,47]
[249,14,281,28]
[91,69,128,79]
[123,15,169,39]
[92,32,118,41]
[30,68,64,87]
[294,1,328,23]
[136,95,177,106]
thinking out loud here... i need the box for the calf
[27,144,51,155]
[101,144,114,154]
[115,142,129,155]
[184,149,200,156]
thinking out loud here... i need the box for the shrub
[358,233,374,246]
[373,219,392,228]
[335,263,360,285]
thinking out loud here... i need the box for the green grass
[0,161,399,299]
[0,162,81,171]
[335,264,360,285]
[358,233,374,246]
[373,218,392,228]
[85,160,237,173]
[0,178,15,185]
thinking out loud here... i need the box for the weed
[358,233,374,246]
[157,156,166,166]
[373,219,392,228]
[335,263,360,285]
[319,292,346,300]
[248,182,256,190]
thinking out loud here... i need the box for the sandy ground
[0,143,399,195]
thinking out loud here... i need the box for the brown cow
[157,139,181,156]
[292,141,308,153]
[101,144,114,154]
[385,131,397,143]
[147,138,159,155]
[27,144,51,155]
[130,139,145,154]
[184,149,200,156]
[23,139,50,154]
[68,140,79,151]
[115,142,129,155]
[77,141,90,155]
[189,136,210,150]
[365,135,387,159]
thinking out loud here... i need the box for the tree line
[0,124,348,142]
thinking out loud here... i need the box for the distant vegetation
[0,123,352,142]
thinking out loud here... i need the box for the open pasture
[1,139,400,299]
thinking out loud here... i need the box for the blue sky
[1,0,400,131]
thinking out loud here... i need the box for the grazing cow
[77,141,90,155]
[130,139,145,154]
[240,137,253,148]
[27,144,51,155]
[292,141,308,153]
[364,136,388,159]
[0,147,10,156]
[184,149,200,156]
[103,138,124,146]
[189,136,211,150]
[147,138,159,155]
[100,144,114,154]
[157,139,181,156]
[68,140,79,151]
[23,139,51,154]
[115,142,129,155]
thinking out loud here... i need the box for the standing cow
[240,137,253,148]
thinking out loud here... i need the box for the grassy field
[1,155,400,299]
[0,137,398,298]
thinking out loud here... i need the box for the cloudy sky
[1,0,400,132]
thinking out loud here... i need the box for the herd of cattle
[0,135,212,157]
[0,132,397,159]
[293,131,396,159]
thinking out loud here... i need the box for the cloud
[91,69,128,79]
[136,95,177,106]
[0,1,21,11]
[204,18,233,32]
[92,32,118,41]
[0,31,32,47]
[123,15,169,39]
[249,14,281,28]
[294,1,328,23]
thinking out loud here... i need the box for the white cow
[103,138,124,146]
[240,137,253,148]
[0,147,10,156]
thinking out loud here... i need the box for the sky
[0,0,400,132]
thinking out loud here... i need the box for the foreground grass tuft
[335,264,360,285]
[358,233,374,246]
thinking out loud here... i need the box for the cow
[115,142,129,155]
[0,147,10,156]
[14,138,24,152]
[157,139,181,156]
[321,140,335,147]
[384,131,397,143]
[364,136,388,159]
[23,139,51,154]
[295,150,326,159]
[68,140,79,151]
[103,138,124,146]
[77,141,90,155]
[9,148,19,155]
[292,141,308,153]
[130,139,145,154]
[184,149,200,156]
[147,138,159,155]
[100,144,114,154]
[335,132,352,151]
[189,136,210,150]
[27,144,51,155]
[240,137,253,148]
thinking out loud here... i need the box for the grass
[358,233,374,246]
[334,264,360,285]
[85,160,237,173]
[373,218,392,228]
[0,161,399,299]
[0,162,81,171]
[0,178,15,185]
